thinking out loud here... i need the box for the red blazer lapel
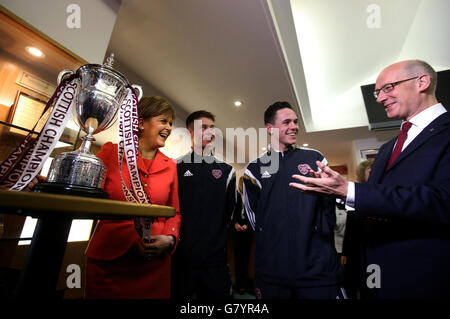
[136,149,170,174]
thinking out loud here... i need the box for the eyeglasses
[373,76,418,99]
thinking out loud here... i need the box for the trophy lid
[77,53,130,86]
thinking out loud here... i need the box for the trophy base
[34,183,108,199]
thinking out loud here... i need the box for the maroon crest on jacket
[298,164,309,175]
[212,169,222,179]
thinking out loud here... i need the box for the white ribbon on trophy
[117,87,153,243]
[0,75,80,190]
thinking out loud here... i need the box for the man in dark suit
[289,60,450,298]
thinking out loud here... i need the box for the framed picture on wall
[16,71,56,99]
[360,149,379,160]
[7,91,49,135]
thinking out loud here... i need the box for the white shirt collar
[407,103,447,129]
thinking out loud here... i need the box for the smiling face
[266,108,299,151]
[375,62,422,121]
[188,116,215,149]
[139,113,173,149]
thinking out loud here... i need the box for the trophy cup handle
[131,84,143,101]
[57,69,75,84]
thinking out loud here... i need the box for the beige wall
[1,0,120,63]
[0,52,53,116]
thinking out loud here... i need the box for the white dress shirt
[346,103,447,210]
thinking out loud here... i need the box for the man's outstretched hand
[289,161,349,199]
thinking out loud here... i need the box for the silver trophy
[35,53,143,197]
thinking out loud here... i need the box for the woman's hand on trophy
[24,175,47,192]
[141,235,175,261]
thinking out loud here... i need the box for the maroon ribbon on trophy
[0,74,80,190]
[117,87,153,242]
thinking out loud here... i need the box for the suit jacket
[85,142,181,299]
[355,111,450,298]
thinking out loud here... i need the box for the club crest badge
[212,169,222,179]
[298,164,309,175]
[255,287,262,299]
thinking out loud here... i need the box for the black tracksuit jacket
[176,151,236,267]
[243,146,341,287]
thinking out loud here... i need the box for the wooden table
[0,189,175,299]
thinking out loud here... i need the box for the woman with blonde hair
[355,159,374,183]
[85,96,181,299]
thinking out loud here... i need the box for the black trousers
[232,229,253,290]
[172,261,232,299]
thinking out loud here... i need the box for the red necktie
[386,121,412,170]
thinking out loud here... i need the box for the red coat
[84,142,181,299]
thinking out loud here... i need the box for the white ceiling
[96,0,450,170]
[275,0,450,131]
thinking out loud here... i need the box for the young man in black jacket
[242,102,342,299]
[172,110,236,299]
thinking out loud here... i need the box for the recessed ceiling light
[26,46,45,58]
[261,146,267,151]
[234,100,242,107]
[303,143,309,147]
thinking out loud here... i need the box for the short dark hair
[264,101,293,124]
[186,110,216,128]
